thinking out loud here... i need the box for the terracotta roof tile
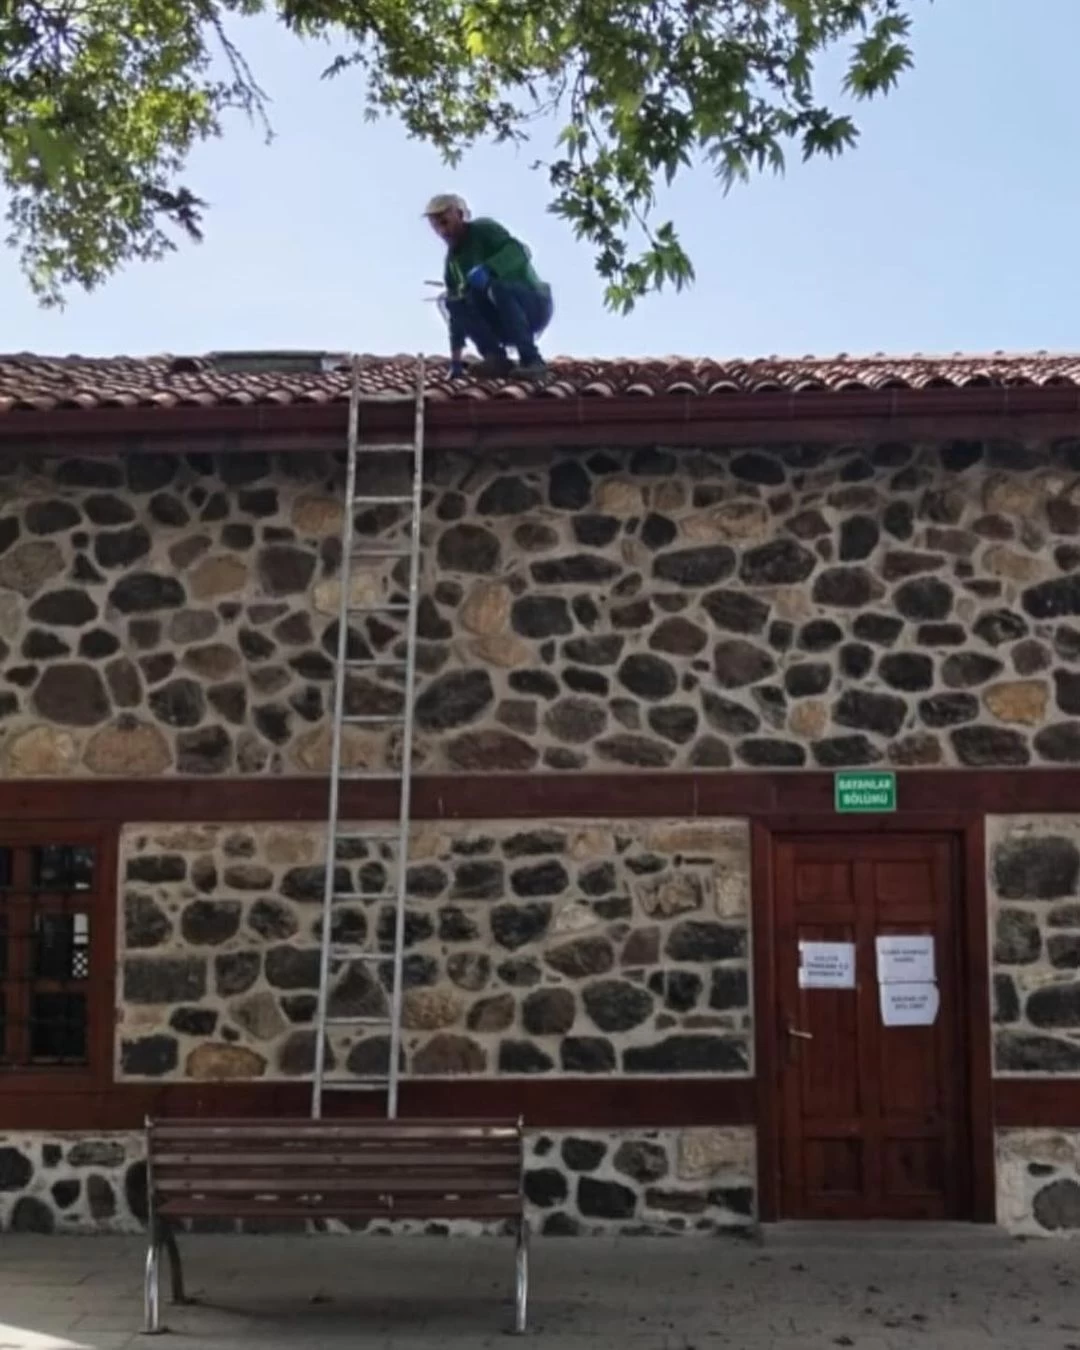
[0,350,1078,414]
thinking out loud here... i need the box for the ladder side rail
[311,356,363,1120]
[386,357,426,1119]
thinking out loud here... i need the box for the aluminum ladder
[311,355,426,1120]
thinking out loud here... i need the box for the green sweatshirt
[444,218,550,299]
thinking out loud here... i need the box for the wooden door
[774,834,968,1220]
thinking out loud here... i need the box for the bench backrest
[145,1117,524,1220]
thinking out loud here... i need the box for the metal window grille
[0,843,95,1067]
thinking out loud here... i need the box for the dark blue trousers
[447,280,553,361]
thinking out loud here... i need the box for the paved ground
[3,1229,1080,1350]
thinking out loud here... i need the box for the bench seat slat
[158,1198,521,1219]
[155,1151,517,1169]
[156,1176,518,1195]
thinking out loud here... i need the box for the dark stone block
[215,951,261,996]
[546,696,607,743]
[437,523,501,573]
[730,452,785,486]
[1035,723,1080,763]
[853,613,903,646]
[170,1006,218,1035]
[879,652,934,692]
[993,973,1020,1024]
[1033,1179,1080,1231]
[532,554,621,585]
[522,987,576,1036]
[525,1168,568,1208]
[1049,934,1080,969]
[52,1179,80,1209]
[22,628,69,659]
[181,899,242,946]
[564,635,624,666]
[121,1034,178,1076]
[451,860,504,900]
[498,1040,554,1074]
[666,921,745,963]
[951,725,1030,766]
[546,937,615,979]
[511,860,570,897]
[737,738,806,767]
[649,706,698,744]
[784,662,831,698]
[125,893,172,949]
[895,576,953,621]
[26,499,81,535]
[560,1037,616,1073]
[617,653,676,701]
[974,609,1029,646]
[995,834,1080,903]
[583,979,654,1032]
[813,567,875,608]
[177,725,233,774]
[812,735,882,767]
[839,643,873,679]
[32,663,110,726]
[549,461,592,510]
[578,1176,637,1220]
[0,1147,33,1190]
[624,1035,749,1074]
[703,692,759,736]
[1028,983,1080,1028]
[614,1140,668,1183]
[708,967,749,1010]
[881,550,945,581]
[996,1030,1080,1072]
[491,902,551,950]
[512,595,572,638]
[150,678,206,728]
[28,588,98,627]
[654,546,735,587]
[919,692,978,727]
[882,500,915,539]
[740,538,815,586]
[125,956,206,1003]
[594,735,676,768]
[415,670,494,731]
[702,589,770,635]
[833,689,907,738]
[839,515,880,561]
[713,639,775,689]
[12,1197,55,1233]
[641,514,677,549]
[994,908,1041,963]
[109,572,185,614]
[798,619,844,651]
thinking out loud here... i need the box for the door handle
[788,1027,813,1041]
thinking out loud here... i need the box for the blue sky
[2,1,1078,360]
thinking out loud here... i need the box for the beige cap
[423,193,469,217]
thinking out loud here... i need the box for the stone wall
[0,1127,756,1236]
[988,816,1080,1073]
[4,441,1080,776]
[117,818,751,1081]
[997,1129,1080,1236]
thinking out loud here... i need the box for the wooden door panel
[775,834,969,1221]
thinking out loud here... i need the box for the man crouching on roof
[424,194,553,380]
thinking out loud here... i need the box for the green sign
[834,771,896,813]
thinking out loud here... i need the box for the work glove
[466,264,491,291]
[448,358,467,379]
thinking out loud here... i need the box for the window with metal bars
[0,842,97,1068]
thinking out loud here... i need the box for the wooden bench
[143,1116,528,1335]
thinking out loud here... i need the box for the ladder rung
[343,659,409,671]
[341,713,403,725]
[346,602,410,613]
[352,495,415,505]
[349,546,413,559]
[335,831,402,841]
[329,948,388,961]
[325,1015,390,1027]
[360,441,417,452]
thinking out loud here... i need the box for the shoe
[472,353,514,378]
[516,359,548,379]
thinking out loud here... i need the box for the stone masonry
[117,819,751,1082]
[988,815,1080,1074]
[2,442,1080,775]
[0,1126,756,1235]
[997,1128,1080,1235]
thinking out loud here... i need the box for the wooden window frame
[0,822,116,1095]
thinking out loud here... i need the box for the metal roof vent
[204,351,349,374]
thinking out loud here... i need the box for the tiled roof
[0,351,1079,415]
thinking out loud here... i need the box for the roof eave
[0,384,1078,454]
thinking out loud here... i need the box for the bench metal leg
[514,1215,529,1334]
[162,1222,188,1305]
[143,1227,163,1335]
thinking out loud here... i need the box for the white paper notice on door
[875,934,935,984]
[798,940,856,989]
[879,981,940,1027]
